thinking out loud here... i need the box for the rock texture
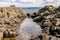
[0,5,26,39]
[30,5,60,40]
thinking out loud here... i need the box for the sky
[0,0,60,7]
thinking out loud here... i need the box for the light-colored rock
[0,5,26,40]
[0,32,3,40]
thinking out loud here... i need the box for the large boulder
[0,5,26,38]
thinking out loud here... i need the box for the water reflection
[19,18,42,40]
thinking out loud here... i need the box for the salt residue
[19,18,42,40]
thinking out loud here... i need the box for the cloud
[46,0,55,2]
[0,0,60,7]
[0,2,34,7]
[11,0,16,2]
[19,0,32,2]
[19,0,35,3]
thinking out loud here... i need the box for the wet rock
[30,5,60,40]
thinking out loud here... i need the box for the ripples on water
[19,18,42,40]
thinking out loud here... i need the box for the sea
[22,7,41,13]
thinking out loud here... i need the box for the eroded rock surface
[30,5,60,40]
[0,5,26,39]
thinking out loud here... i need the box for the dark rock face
[30,5,60,40]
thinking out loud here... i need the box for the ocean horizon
[22,7,41,13]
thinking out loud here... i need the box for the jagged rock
[30,5,60,40]
[0,5,26,38]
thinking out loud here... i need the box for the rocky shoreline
[29,5,60,40]
[0,5,26,40]
[0,5,60,40]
